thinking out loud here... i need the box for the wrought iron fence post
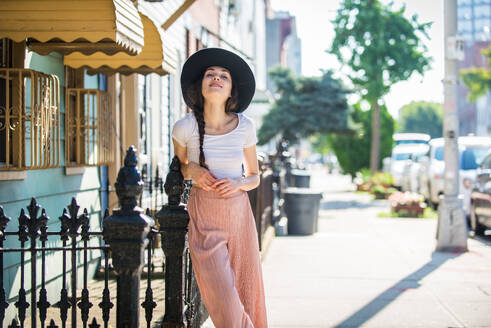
[277,140,292,187]
[155,156,188,327]
[103,146,155,328]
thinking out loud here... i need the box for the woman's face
[201,66,232,104]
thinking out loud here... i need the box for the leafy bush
[354,171,396,198]
[371,172,393,187]
[378,207,437,219]
[329,103,395,177]
[371,184,397,199]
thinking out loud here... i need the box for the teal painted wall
[0,51,103,322]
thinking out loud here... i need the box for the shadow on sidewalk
[334,251,462,328]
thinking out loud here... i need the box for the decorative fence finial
[0,206,11,242]
[115,145,144,212]
[164,156,185,207]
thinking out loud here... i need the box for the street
[262,169,491,328]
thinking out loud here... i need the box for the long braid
[193,108,208,169]
[187,78,208,169]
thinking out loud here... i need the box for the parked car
[421,138,445,208]
[408,151,430,193]
[422,136,491,213]
[393,133,430,146]
[417,154,431,201]
[400,145,430,192]
[470,151,491,236]
[459,137,491,218]
[391,144,429,190]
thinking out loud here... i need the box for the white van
[393,133,430,146]
[391,144,429,189]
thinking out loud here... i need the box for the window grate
[65,88,113,166]
[0,68,60,170]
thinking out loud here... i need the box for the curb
[260,225,276,262]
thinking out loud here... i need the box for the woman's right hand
[188,162,216,191]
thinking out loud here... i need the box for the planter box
[391,203,425,216]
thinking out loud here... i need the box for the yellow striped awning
[64,12,178,76]
[0,0,144,56]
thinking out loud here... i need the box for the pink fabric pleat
[187,187,268,328]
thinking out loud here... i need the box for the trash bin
[290,169,311,188]
[283,188,322,235]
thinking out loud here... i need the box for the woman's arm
[212,144,260,196]
[239,144,260,190]
[172,139,216,191]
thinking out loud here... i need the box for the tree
[460,45,491,101]
[330,0,432,173]
[257,66,350,145]
[328,103,395,177]
[311,133,332,155]
[398,101,443,138]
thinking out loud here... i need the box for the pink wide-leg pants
[187,187,268,328]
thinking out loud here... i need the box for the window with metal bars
[65,67,114,166]
[0,38,61,170]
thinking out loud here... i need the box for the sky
[269,0,444,118]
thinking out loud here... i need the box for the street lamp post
[436,0,468,252]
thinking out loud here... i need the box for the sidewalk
[262,171,491,327]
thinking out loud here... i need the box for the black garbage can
[283,188,322,235]
[291,169,311,188]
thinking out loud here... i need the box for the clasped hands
[191,164,241,197]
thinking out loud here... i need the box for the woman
[171,48,268,328]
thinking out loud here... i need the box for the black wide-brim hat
[180,48,256,113]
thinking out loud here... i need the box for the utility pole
[436,0,468,252]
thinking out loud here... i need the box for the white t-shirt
[171,112,258,180]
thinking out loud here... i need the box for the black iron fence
[0,198,112,328]
[248,156,274,251]
[140,164,165,212]
[0,146,278,327]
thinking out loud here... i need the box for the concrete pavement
[262,171,491,328]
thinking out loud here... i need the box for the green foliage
[398,101,443,138]
[310,134,332,155]
[359,168,372,183]
[370,172,394,186]
[257,66,350,145]
[460,46,491,102]
[354,169,395,197]
[371,185,397,199]
[328,103,395,177]
[330,0,432,170]
[330,0,432,101]
[377,207,437,219]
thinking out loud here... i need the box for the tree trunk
[370,100,380,173]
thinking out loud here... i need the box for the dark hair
[186,71,239,168]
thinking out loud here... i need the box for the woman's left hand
[211,178,241,197]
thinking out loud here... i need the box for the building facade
[0,0,271,322]
[457,0,491,136]
[265,10,302,95]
